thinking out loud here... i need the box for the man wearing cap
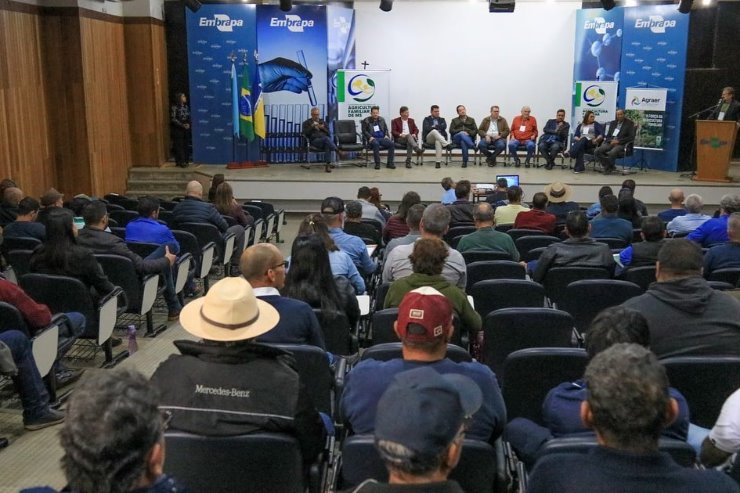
[240,243,326,350]
[341,287,506,444]
[382,204,467,289]
[544,182,579,222]
[527,344,738,493]
[322,196,377,276]
[149,277,326,461]
[342,366,481,492]
[36,187,64,226]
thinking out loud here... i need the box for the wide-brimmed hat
[544,182,572,203]
[179,277,279,342]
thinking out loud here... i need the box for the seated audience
[213,181,253,227]
[369,187,391,221]
[34,368,186,493]
[341,287,506,443]
[618,193,643,229]
[667,193,710,235]
[344,366,482,492]
[383,191,421,243]
[283,234,360,329]
[36,188,64,226]
[3,197,45,241]
[506,307,690,468]
[298,213,365,294]
[622,239,740,358]
[344,201,382,246]
[240,243,326,350]
[658,188,687,223]
[357,186,386,226]
[621,179,649,216]
[590,194,633,244]
[0,330,65,431]
[514,192,556,234]
[532,210,614,283]
[619,216,666,269]
[493,186,529,226]
[544,182,579,222]
[77,201,181,320]
[384,238,481,334]
[171,180,244,271]
[0,186,23,226]
[701,388,740,469]
[385,203,425,256]
[30,208,116,303]
[485,177,510,206]
[585,185,613,219]
[440,177,456,205]
[322,197,377,277]
[457,203,519,260]
[447,180,475,226]
[688,194,740,247]
[150,277,326,461]
[207,172,225,203]
[704,212,740,277]
[383,204,467,289]
[526,343,738,493]
[125,196,180,253]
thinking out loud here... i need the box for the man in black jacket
[77,201,181,319]
[595,109,635,174]
[150,276,326,462]
[713,86,740,122]
[172,180,245,271]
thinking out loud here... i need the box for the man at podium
[712,87,740,123]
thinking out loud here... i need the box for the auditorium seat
[360,342,471,363]
[462,249,513,264]
[559,279,642,336]
[466,261,526,290]
[334,119,368,168]
[470,279,545,319]
[176,222,235,278]
[515,235,561,261]
[542,266,612,308]
[312,308,356,356]
[172,229,216,292]
[507,228,546,242]
[619,265,656,291]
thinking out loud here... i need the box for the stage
[149,157,740,214]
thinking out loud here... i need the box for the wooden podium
[694,120,738,183]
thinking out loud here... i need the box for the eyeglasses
[270,260,288,270]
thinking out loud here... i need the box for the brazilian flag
[239,65,255,142]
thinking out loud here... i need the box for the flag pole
[228,51,239,165]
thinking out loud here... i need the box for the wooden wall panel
[0,8,57,199]
[80,15,131,196]
[40,10,90,197]
[124,20,169,167]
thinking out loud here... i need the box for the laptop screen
[495,174,520,187]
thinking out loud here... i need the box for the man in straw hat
[150,276,326,461]
[544,182,579,222]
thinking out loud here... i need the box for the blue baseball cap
[374,366,482,458]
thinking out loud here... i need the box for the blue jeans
[146,246,182,313]
[569,137,595,172]
[508,139,536,161]
[1,330,50,422]
[477,138,506,158]
[452,132,475,163]
[369,138,394,166]
[310,136,337,164]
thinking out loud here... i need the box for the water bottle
[127,325,138,355]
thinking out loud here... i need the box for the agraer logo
[584,17,614,35]
[270,15,315,33]
[199,14,244,32]
[348,74,375,102]
[634,15,676,34]
[583,85,606,107]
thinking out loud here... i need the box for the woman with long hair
[383,191,421,242]
[283,234,360,327]
[207,173,225,203]
[298,213,365,294]
[568,110,604,174]
[171,92,191,168]
[213,182,253,227]
[618,194,642,228]
[30,208,115,300]
[368,187,391,221]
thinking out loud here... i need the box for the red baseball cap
[396,287,453,342]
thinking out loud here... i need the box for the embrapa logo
[584,17,614,35]
[634,15,676,34]
[270,15,315,33]
[199,14,244,32]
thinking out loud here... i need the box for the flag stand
[227,50,268,170]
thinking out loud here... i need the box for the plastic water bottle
[127,325,138,355]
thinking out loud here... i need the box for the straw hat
[544,182,573,203]
[179,277,279,342]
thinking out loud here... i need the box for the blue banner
[573,8,624,83]
[186,4,258,164]
[257,5,328,163]
[619,5,689,171]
